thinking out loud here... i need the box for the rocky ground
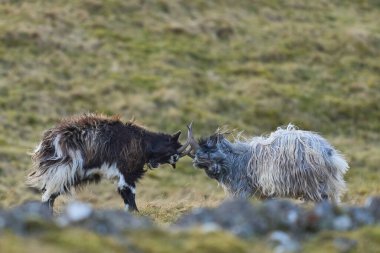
[1,197,379,253]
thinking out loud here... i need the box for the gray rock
[269,231,301,253]
[74,209,154,234]
[174,199,268,237]
[54,201,153,234]
[57,201,93,226]
[261,200,303,231]
[0,210,7,229]
[347,207,375,227]
[333,215,353,231]
[66,201,93,221]
[174,207,215,227]
[200,222,222,233]
[3,201,53,235]
[303,201,337,231]
[9,201,52,220]
[1,197,380,241]
[365,196,380,221]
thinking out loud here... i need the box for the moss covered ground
[1,226,380,253]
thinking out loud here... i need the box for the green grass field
[0,0,379,226]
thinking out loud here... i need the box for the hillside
[0,0,379,225]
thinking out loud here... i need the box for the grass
[0,0,379,232]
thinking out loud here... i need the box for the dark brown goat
[27,114,189,212]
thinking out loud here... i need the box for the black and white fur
[27,114,182,212]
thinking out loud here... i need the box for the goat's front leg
[117,175,138,212]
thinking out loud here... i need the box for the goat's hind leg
[41,190,60,213]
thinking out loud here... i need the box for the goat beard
[193,160,221,179]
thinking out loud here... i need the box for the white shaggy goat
[188,124,349,202]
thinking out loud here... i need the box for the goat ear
[171,131,181,141]
[216,134,225,143]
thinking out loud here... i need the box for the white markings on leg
[128,184,136,194]
[118,173,126,188]
[118,174,136,194]
[42,191,51,202]
[125,204,129,211]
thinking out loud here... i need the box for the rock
[10,201,52,220]
[333,237,357,253]
[56,201,153,234]
[200,222,221,233]
[303,201,336,231]
[64,201,93,223]
[214,199,268,237]
[174,207,215,228]
[0,210,7,229]
[174,199,268,237]
[1,197,380,242]
[56,201,93,226]
[3,201,53,235]
[365,196,380,221]
[333,215,353,231]
[269,231,301,253]
[80,209,153,234]
[347,207,374,227]
[261,200,303,231]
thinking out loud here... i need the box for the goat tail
[331,151,349,175]
[326,152,349,203]
[26,169,43,191]
[26,133,83,201]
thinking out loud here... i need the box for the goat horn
[177,122,199,157]
[186,123,200,152]
[177,123,192,153]
[179,146,193,158]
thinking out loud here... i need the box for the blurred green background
[0,0,379,224]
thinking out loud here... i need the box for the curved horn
[178,122,199,158]
[186,123,199,152]
[179,146,194,158]
[177,123,193,153]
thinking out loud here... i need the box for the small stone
[365,196,380,221]
[304,201,335,231]
[0,211,7,229]
[333,237,357,253]
[80,209,153,234]
[174,208,215,228]
[201,222,221,233]
[269,231,301,253]
[348,207,374,227]
[64,201,93,223]
[173,199,267,237]
[333,216,352,231]
[262,200,301,231]
[4,201,53,235]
